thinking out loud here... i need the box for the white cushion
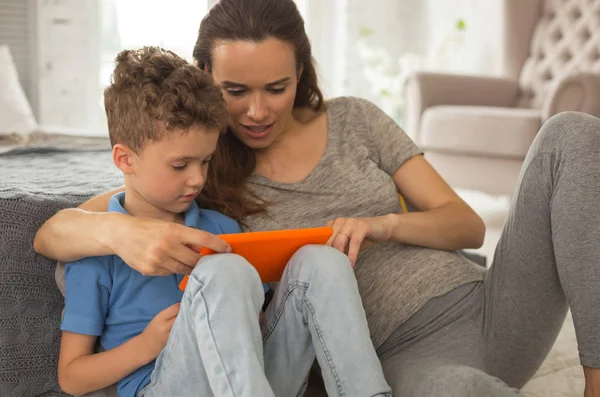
[418,105,542,158]
[0,45,37,135]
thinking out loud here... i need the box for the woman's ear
[297,63,304,82]
[112,144,135,175]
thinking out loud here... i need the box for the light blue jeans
[137,245,391,397]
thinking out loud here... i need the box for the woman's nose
[247,94,268,121]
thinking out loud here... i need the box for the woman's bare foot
[584,367,600,397]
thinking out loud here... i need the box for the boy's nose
[188,167,205,187]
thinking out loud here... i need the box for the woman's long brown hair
[193,0,324,223]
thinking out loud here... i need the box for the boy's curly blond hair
[104,46,228,152]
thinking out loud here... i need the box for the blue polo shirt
[60,192,240,397]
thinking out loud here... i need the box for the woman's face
[210,37,300,150]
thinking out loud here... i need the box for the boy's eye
[172,163,187,171]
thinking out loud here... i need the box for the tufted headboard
[516,0,600,108]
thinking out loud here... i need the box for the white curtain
[306,0,503,119]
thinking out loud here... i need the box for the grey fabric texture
[244,97,486,348]
[0,148,120,397]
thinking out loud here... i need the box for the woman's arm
[328,156,485,264]
[58,332,154,396]
[33,187,125,261]
[34,187,232,275]
[388,155,486,250]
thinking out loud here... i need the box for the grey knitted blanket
[0,148,121,396]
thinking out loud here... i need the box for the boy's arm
[58,332,154,396]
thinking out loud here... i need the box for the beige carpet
[458,189,583,396]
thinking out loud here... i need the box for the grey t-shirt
[243,96,486,347]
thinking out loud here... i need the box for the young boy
[57,47,269,397]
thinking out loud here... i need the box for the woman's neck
[254,107,328,183]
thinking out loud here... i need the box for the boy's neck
[122,186,185,224]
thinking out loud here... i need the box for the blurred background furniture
[404,0,600,195]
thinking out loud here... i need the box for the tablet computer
[179,226,333,290]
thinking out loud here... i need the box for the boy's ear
[112,144,135,174]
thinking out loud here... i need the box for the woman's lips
[243,123,274,139]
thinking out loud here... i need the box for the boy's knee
[288,245,353,282]
[190,253,262,290]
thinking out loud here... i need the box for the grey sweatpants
[306,111,600,396]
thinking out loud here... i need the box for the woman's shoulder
[326,96,380,113]
[324,96,385,134]
[294,96,379,126]
[325,96,385,126]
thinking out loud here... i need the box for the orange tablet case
[179,227,333,290]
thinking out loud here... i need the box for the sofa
[0,146,121,396]
[404,0,600,195]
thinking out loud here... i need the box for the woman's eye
[202,158,212,165]
[268,87,285,94]
[226,89,245,96]
[172,164,187,171]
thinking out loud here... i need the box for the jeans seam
[303,297,344,397]
[187,276,237,397]
[262,281,307,342]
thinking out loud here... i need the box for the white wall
[36,0,102,133]
[0,0,38,116]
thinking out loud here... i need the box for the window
[37,0,312,135]
[93,0,209,133]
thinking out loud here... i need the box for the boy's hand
[140,303,181,359]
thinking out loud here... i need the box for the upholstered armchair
[404,0,600,195]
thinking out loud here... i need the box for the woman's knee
[535,111,600,155]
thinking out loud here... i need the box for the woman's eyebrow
[265,77,291,86]
[220,77,291,88]
[221,81,246,88]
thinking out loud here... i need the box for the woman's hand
[112,216,232,276]
[325,216,393,266]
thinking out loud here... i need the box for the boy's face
[117,125,220,216]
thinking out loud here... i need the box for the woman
[35,0,600,395]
